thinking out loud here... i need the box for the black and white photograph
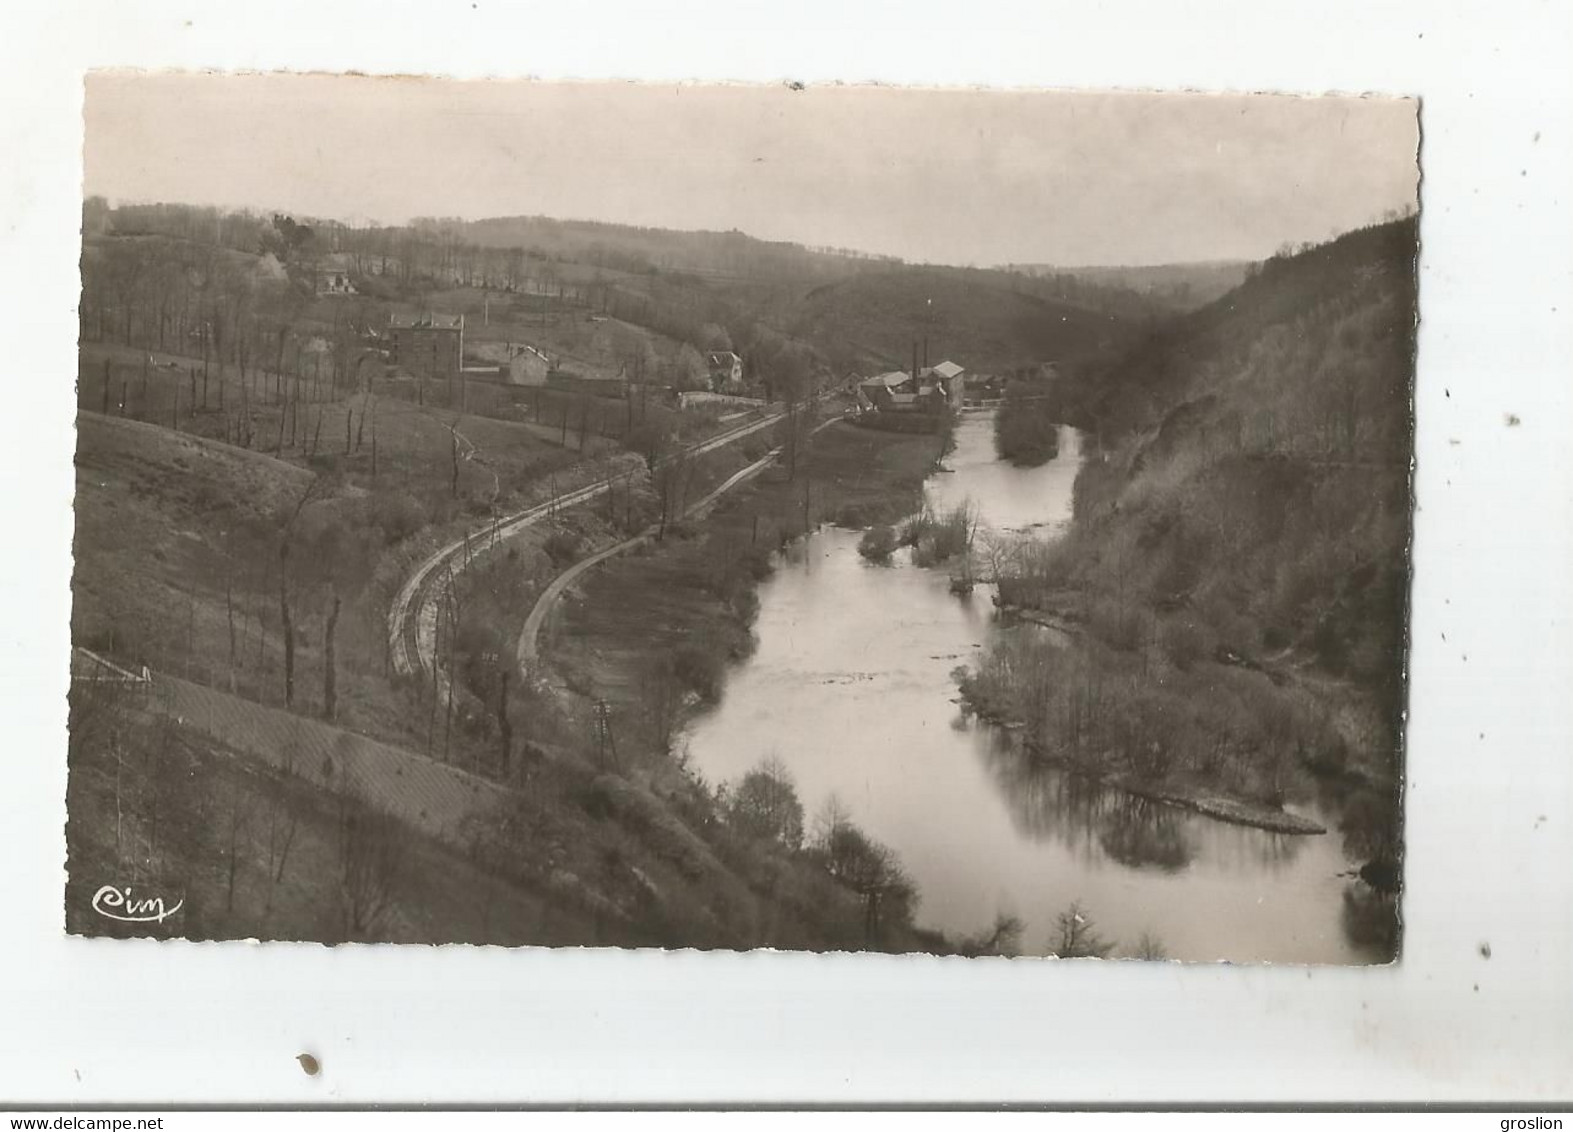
[7,0,1573,1112]
[65,74,1420,963]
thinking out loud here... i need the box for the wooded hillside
[973,220,1417,949]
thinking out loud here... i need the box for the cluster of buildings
[373,307,752,395]
[855,358,966,416]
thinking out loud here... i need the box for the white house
[706,350,744,390]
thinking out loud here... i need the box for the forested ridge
[965,218,1417,955]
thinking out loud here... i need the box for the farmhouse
[313,252,358,296]
[706,350,744,391]
[500,342,551,386]
[316,267,356,296]
[388,313,465,379]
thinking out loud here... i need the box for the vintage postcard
[68,74,1417,961]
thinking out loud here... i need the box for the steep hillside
[1038,217,1415,711]
[69,415,935,952]
[969,220,1416,955]
[1066,219,1417,444]
[788,269,1132,374]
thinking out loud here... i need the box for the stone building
[388,313,465,379]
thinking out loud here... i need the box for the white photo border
[2,0,1571,1106]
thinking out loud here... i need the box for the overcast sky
[84,73,1418,267]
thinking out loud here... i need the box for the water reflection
[1098,797,1195,872]
[975,724,1318,875]
[1341,883,1401,955]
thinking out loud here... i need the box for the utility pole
[925,297,935,373]
[592,699,619,772]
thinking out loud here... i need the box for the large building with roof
[388,313,465,378]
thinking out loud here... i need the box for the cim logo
[91,885,184,924]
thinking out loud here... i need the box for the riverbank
[954,617,1350,837]
[973,604,1327,834]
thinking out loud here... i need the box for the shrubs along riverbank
[858,501,977,568]
[993,377,1063,466]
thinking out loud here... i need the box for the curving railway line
[386,404,802,688]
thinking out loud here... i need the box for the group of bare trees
[813,795,917,949]
[204,481,383,720]
[956,900,1168,960]
[623,418,697,541]
[713,759,916,949]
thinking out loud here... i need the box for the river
[679,410,1381,963]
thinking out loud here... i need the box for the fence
[676,391,767,412]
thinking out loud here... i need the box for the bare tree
[639,659,683,755]
[820,814,916,948]
[335,784,408,941]
[222,773,254,914]
[1131,930,1169,961]
[276,478,326,709]
[1049,900,1115,958]
[263,770,300,915]
[959,912,1026,957]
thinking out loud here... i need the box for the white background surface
[1,0,1570,1106]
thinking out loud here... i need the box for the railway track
[516,414,844,672]
[386,405,795,687]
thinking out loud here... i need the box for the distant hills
[786,268,1135,375]
[85,197,1286,385]
[447,214,901,284]
[446,214,1181,374]
[1003,260,1254,310]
